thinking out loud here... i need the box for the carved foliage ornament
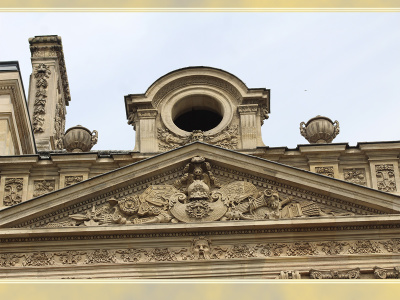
[374,267,400,279]
[344,168,367,186]
[32,63,51,133]
[315,166,334,178]
[157,125,239,151]
[65,176,83,187]
[33,180,55,197]
[310,268,360,279]
[375,164,397,192]
[3,178,23,206]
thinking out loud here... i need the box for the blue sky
[1,13,399,150]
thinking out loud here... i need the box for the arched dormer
[125,67,270,153]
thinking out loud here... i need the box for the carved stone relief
[375,164,397,192]
[343,168,367,186]
[315,166,334,178]
[1,237,399,270]
[32,63,51,133]
[64,176,83,187]
[54,94,65,150]
[33,180,55,197]
[39,156,358,228]
[157,125,239,151]
[18,156,370,229]
[374,267,400,279]
[3,178,24,206]
[309,268,360,279]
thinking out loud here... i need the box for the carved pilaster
[238,104,258,149]
[28,35,70,151]
[137,109,158,153]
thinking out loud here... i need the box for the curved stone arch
[143,67,250,108]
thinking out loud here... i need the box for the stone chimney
[27,35,71,151]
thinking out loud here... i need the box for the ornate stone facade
[1,38,400,279]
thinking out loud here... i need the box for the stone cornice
[1,214,400,243]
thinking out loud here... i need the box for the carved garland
[157,125,239,151]
[32,63,51,133]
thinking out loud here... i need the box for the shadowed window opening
[174,109,222,132]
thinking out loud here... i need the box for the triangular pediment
[1,142,400,229]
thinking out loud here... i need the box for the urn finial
[63,125,98,152]
[300,115,340,144]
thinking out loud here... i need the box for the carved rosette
[63,125,98,152]
[375,164,397,192]
[32,63,51,133]
[300,115,340,144]
[3,178,24,206]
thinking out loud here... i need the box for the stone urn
[300,115,340,144]
[63,125,98,152]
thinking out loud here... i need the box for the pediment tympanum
[1,143,399,229]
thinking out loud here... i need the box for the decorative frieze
[347,240,381,254]
[343,168,367,186]
[33,180,55,197]
[286,242,318,256]
[1,238,398,269]
[375,164,397,192]
[23,252,54,267]
[318,241,348,255]
[3,178,24,206]
[64,176,83,187]
[309,268,360,279]
[315,166,334,178]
